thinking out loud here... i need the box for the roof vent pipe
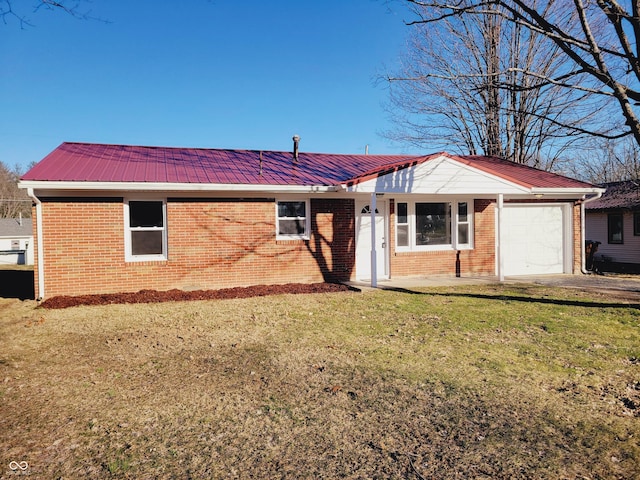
[292,135,300,162]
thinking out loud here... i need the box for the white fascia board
[18,180,338,194]
[530,187,606,197]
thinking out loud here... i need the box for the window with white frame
[276,200,310,240]
[396,202,409,247]
[125,200,167,260]
[395,200,472,250]
[457,202,470,245]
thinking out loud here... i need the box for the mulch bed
[39,283,354,309]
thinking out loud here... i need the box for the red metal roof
[21,142,595,190]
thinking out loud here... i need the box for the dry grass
[1,284,639,479]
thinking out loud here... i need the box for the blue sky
[1,0,420,171]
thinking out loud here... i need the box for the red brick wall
[31,195,583,299]
[572,203,583,274]
[34,197,355,298]
[389,199,496,277]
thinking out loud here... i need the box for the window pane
[131,231,163,255]
[279,219,306,235]
[458,202,468,222]
[416,203,450,245]
[130,201,163,228]
[397,224,409,247]
[635,212,640,236]
[397,202,408,223]
[608,214,623,244]
[458,224,469,244]
[278,201,305,218]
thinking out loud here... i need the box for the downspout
[27,188,45,300]
[579,191,604,274]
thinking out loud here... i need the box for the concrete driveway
[352,273,640,300]
[505,273,640,300]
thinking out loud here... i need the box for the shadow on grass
[384,287,640,310]
[0,269,34,300]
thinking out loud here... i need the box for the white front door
[355,200,387,280]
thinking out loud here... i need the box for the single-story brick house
[19,141,603,300]
[585,179,640,273]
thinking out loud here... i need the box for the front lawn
[1,284,638,478]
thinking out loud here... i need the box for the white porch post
[497,193,504,282]
[370,192,377,288]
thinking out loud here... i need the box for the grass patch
[1,284,639,478]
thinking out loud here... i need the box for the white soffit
[344,156,530,195]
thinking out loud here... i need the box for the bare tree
[385,0,600,169]
[403,0,640,149]
[0,161,32,219]
[569,136,640,183]
[1,0,103,27]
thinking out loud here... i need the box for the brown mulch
[39,282,354,309]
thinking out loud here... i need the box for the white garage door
[502,205,566,276]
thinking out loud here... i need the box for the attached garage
[501,204,571,276]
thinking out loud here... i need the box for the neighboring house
[585,180,640,273]
[19,141,603,300]
[0,217,34,266]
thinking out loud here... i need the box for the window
[608,213,623,244]
[416,202,451,245]
[395,200,472,250]
[125,200,167,260]
[396,202,409,247]
[276,200,309,240]
[457,202,470,245]
[634,212,640,236]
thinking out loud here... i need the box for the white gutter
[18,180,339,194]
[579,190,604,274]
[26,188,45,300]
[531,187,604,196]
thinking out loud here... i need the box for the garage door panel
[503,205,565,276]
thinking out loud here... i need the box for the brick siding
[31,196,583,299]
[33,197,355,298]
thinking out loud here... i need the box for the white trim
[531,187,605,196]
[124,198,168,262]
[355,198,388,283]
[19,180,338,194]
[394,199,474,252]
[500,202,572,277]
[275,198,311,241]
